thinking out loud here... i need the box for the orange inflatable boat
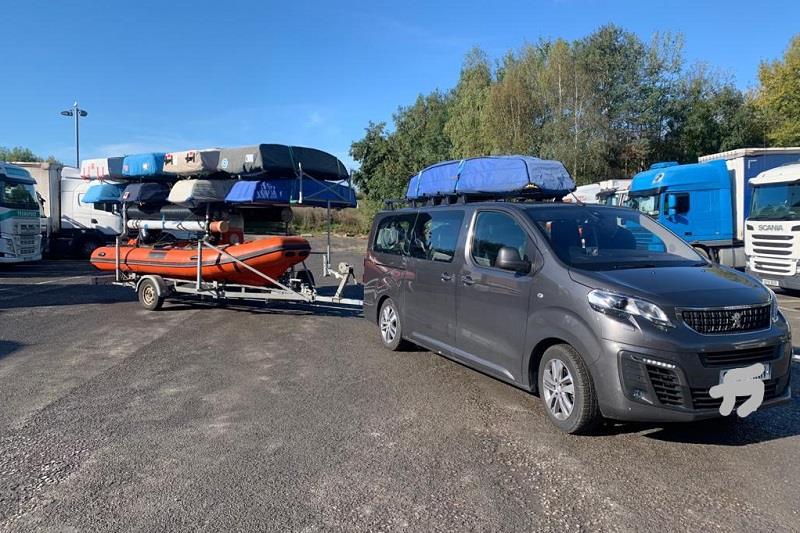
[90,236,311,286]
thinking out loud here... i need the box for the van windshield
[526,206,704,271]
[1,180,39,210]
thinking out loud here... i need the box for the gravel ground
[0,236,798,532]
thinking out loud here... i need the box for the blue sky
[3,0,798,169]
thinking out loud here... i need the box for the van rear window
[409,211,464,263]
[373,214,416,255]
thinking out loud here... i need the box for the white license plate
[762,278,780,287]
[720,364,771,384]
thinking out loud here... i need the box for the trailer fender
[135,275,168,297]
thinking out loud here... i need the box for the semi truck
[595,179,631,206]
[627,148,800,268]
[14,162,123,257]
[744,162,800,291]
[0,162,42,263]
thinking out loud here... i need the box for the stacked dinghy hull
[90,236,311,286]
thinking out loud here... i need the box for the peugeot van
[363,202,792,434]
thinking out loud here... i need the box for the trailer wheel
[138,278,165,311]
[294,269,316,290]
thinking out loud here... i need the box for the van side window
[471,211,529,268]
[409,210,464,262]
[373,214,416,256]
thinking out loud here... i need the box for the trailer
[111,169,363,311]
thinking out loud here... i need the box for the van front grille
[691,379,780,410]
[680,304,771,334]
[699,345,779,367]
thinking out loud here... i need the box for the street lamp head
[61,110,73,116]
[79,110,88,117]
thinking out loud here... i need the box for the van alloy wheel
[380,305,398,343]
[542,358,575,420]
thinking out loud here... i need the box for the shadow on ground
[0,340,23,360]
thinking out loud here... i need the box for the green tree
[664,66,766,162]
[756,34,800,145]
[0,146,42,162]
[444,48,493,158]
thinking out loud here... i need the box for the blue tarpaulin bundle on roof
[122,153,167,178]
[406,155,574,200]
[82,183,126,204]
[226,179,356,208]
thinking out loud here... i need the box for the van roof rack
[383,192,567,210]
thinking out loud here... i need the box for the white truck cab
[0,162,42,263]
[745,162,800,290]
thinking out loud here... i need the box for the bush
[290,200,379,236]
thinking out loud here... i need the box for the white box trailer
[15,162,123,257]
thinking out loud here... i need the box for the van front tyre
[538,344,601,434]
[378,298,407,351]
[138,278,165,311]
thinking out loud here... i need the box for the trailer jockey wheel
[138,278,165,311]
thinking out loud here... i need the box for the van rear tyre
[378,298,407,351]
[538,344,602,434]
[138,278,165,311]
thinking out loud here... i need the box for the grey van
[363,202,792,433]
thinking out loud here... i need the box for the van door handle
[441,272,453,282]
[91,218,98,224]
[461,274,475,286]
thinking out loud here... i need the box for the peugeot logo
[730,312,743,329]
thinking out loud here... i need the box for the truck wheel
[138,278,165,311]
[378,298,407,351]
[79,239,100,258]
[538,344,601,434]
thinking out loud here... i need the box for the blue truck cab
[627,160,741,265]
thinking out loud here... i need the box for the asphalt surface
[1,236,798,532]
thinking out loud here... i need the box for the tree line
[350,24,800,203]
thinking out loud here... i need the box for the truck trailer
[15,162,123,257]
[627,148,800,268]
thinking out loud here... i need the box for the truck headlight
[588,289,674,328]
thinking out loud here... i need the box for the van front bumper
[592,335,793,423]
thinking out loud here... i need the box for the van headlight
[767,288,783,324]
[588,289,674,328]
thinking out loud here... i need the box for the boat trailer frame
[113,173,363,310]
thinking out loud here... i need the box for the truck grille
[680,304,771,334]
[699,345,779,367]
[645,365,684,406]
[691,379,780,410]
[749,233,796,275]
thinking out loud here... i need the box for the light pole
[61,101,88,167]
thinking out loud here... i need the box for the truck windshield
[749,182,800,221]
[526,206,704,271]
[0,180,38,210]
[626,193,659,216]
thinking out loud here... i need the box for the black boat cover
[216,144,349,180]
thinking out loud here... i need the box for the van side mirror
[496,246,531,273]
